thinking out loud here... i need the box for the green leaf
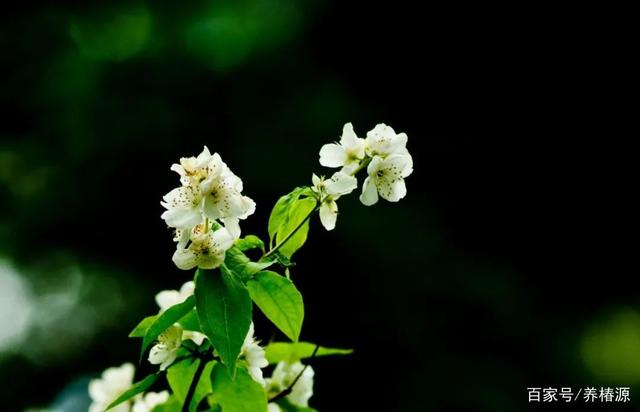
[264,342,353,364]
[140,296,196,360]
[106,373,159,411]
[225,246,275,281]
[268,189,303,244]
[167,359,215,412]
[275,197,317,258]
[178,309,201,332]
[210,364,267,412]
[195,267,252,374]
[247,271,304,341]
[129,315,158,338]
[235,235,265,252]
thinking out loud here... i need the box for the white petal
[268,404,283,412]
[325,172,357,196]
[311,173,321,188]
[183,331,207,345]
[339,122,358,146]
[239,196,256,219]
[319,143,347,168]
[222,217,241,240]
[248,366,265,385]
[172,248,199,270]
[155,290,181,312]
[202,195,222,220]
[159,351,177,371]
[211,227,234,252]
[359,176,379,206]
[366,156,383,176]
[88,379,108,403]
[148,344,170,365]
[319,201,338,231]
[161,208,202,230]
[179,281,195,297]
[379,178,407,202]
[382,154,411,180]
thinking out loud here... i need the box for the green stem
[181,350,211,412]
[263,204,319,259]
[351,156,372,176]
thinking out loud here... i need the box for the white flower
[202,170,256,229]
[132,391,170,412]
[267,361,315,407]
[172,226,234,270]
[360,154,413,206]
[155,281,207,345]
[160,185,204,230]
[364,123,409,158]
[241,322,268,385]
[170,146,224,188]
[88,363,135,412]
[148,324,182,370]
[311,172,357,230]
[162,147,255,238]
[319,122,366,173]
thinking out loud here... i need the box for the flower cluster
[161,147,255,270]
[89,363,169,412]
[314,122,413,230]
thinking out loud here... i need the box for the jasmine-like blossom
[88,364,170,412]
[170,146,224,189]
[201,169,256,230]
[364,123,409,158]
[319,122,366,174]
[160,185,204,230]
[148,324,182,370]
[172,226,234,270]
[89,363,135,412]
[266,361,315,408]
[240,323,269,385]
[132,391,170,412]
[162,147,255,267]
[155,281,206,345]
[360,154,413,206]
[311,172,357,230]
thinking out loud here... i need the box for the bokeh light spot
[581,309,640,383]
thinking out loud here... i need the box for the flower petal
[379,178,407,202]
[222,217,241,240]
[366,156,383,176]
[359,176,379,206]
[319,201,338,230]
[172,248,199,270]
[212,227,234,252]
[155,290,181,312]
[325,172,357,196]
[319,143,346,168]
[339,122,358,146]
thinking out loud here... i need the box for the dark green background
[0,1,633,411]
